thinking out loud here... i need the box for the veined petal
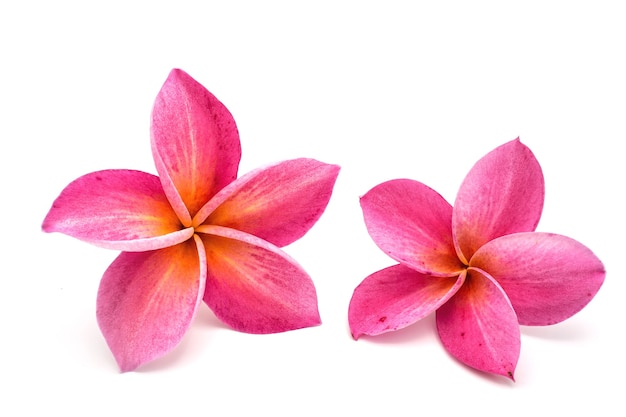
[197,225,320,333]
[42,170,192,251]
[195,159,340,247]
[96,235,207,372]
[470,232,605,325]
[436,268,520,380]
[348,264,464,339]
[360,179,465,276]
[151,69,241,221]
[453,138,544,262]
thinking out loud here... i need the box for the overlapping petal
[452,138,544,262]
[436,268,520,379]
[470,232,605,325]
[349,264,465,339]
[194,159,340,247]
[96,236,206,372]
[197,225,320,333]
[42,170,193,251]
[361,179,465,276]
[151,68,241,224]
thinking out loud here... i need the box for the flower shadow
[353,314,516,385]
[462,363,517,386]
[194,305,231,330]
[357,313,437,344]
[135,307,229,373]
[520,319,594,342]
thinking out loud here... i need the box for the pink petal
[452,138,544,263]
[42,170,193,251]
[151,69,241,223]
[194,159,340,247]
[348,264,464,339]
[196,225,320,333]
[470,232,605,325]
[436,268,520,380]
[360,179,465,276]
[96,235,207,372]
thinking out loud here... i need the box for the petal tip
[167,67,189,82]
[41,217,54,233]
[118,360,140,373]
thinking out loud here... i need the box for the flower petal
[452,138,544,263]
[195,159,340,247]
[96,235,206,372]
[360,179,465,276]
[151,69,241,223]
[197,225,320,333]
[436,268,520,380]
[348,264,464,339]
[470,232,605,325]
[42,170,192,251]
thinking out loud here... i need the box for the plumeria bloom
[348,139,604,379]
[43,69,340,372]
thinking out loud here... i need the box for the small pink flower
[43,69,340,372]
[348,138,604,379]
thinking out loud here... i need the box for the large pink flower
[43,69,340,372]
[348,139,604,379]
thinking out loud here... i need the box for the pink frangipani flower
[348,139,604,379]
[43,69,340,372]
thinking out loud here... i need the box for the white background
[2,1,624,415]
